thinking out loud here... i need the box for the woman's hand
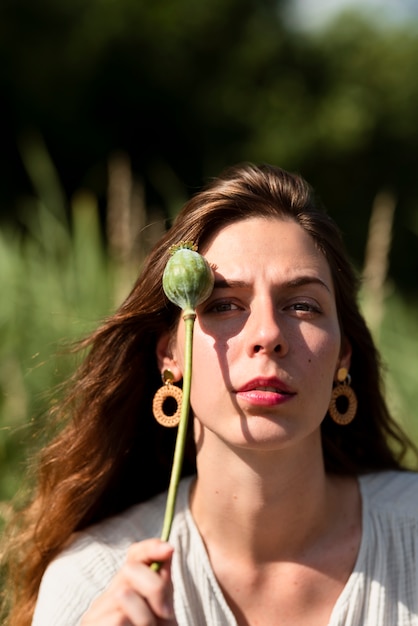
[80,539,177,626]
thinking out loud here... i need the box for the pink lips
[236,377,296,407]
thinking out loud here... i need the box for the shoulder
[351,471,418,615]
[360,470,418,516]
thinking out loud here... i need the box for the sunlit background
[288,0,418,29]
[1,0,418,521]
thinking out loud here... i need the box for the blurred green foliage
[0,133,166,517]
[0,144,111,511]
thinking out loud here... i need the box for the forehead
[200,217,332,282]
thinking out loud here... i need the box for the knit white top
[32,471,418,625]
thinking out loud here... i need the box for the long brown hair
[3,163,415,625]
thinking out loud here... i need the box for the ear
[336,337,352,377]
[156,332,183,381]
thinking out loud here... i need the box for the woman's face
[160,217,351,452]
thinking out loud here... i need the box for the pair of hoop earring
[152,370,183,427]
[328,367,357,426]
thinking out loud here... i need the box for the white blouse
[32,471,418,625]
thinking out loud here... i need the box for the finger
[121,542,174,620]
[82,591,159,626]
[119,563,173,620]
[84,564,175,626]
[114,586,159,626]
[128,539,174,586]
[126,539,174,568]
[82,540,176,625]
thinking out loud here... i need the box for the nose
[246,298,288,357]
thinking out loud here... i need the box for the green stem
[151,310,195,571]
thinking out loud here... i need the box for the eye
[287,300,322,315]
[205,300,241,314]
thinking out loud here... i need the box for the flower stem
[151,310,195,571]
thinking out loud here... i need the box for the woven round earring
[152,369,183,427]
[328,367,358,426]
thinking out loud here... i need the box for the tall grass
[361,188,418,464]
[368,290,418,456]
[0,187,111,511]
[0,136,166,524]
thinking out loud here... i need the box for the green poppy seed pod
[162,242,214,312]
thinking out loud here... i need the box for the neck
[190,428,337,564]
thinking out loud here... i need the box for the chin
[230,418,297,450]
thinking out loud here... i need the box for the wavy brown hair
[3,163,415,625]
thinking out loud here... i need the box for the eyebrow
[214,279,249,289]
[213,276,331,293]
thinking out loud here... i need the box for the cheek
[189,333,231,411]
[304,327,341,379]
[174,316,228,386]
[191,333,224,379]
[301,330,341,418]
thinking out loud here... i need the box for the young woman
[4,164,418,626]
